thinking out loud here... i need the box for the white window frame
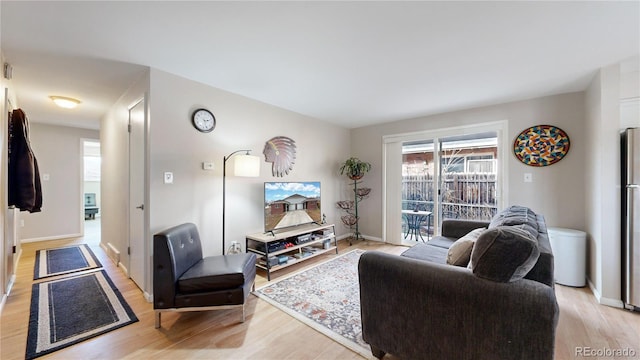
[382,120,508,245]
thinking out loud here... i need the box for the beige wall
[585,57,640,306]
[101,68,350,295]
[148,69,351,256]
[19,123,99,241]
[351,92,587,239]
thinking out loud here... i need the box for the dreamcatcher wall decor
[513,125,570,167]
[263,136,296,177]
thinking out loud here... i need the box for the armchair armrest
[358,251,558,360]
[153,223,203,309]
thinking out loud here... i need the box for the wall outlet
[164,172,174,184]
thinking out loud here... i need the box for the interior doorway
[82,139,101,246]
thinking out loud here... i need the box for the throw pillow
[446,228,486,266]
[488,205,538,232]
[469,225,540,282]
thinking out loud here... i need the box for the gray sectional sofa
[358,205,559,360]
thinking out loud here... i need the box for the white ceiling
[1,1,638,130]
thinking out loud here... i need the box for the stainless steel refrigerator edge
[622,127,640,311]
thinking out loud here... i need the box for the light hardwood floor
[1,230,639,359]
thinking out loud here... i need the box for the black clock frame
[191,108,216,133]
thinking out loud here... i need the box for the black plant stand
[337,178,371,245]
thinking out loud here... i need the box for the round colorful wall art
[513,125,570,167]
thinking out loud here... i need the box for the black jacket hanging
[8,108,42,213]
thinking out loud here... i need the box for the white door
[129,99,145,290]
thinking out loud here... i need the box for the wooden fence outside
[402,173,497,221]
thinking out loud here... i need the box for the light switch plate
[524,173,533,183]
[202,162,214,170]
[164,172,174,184]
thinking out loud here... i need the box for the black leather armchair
[153,223,257,328]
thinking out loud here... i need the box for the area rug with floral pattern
[253,249,370,358]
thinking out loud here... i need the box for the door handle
[136,204,144,210]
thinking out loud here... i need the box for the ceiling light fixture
[50,96,81,109]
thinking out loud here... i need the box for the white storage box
[548,227,587,287]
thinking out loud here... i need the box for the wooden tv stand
[246,223,337,281]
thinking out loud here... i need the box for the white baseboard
[0,274,17,315]
[587,278,624,309]
[13,248,22,275]
[4,274,16,298]
[118,262,129,277]
[361,234,383,242]
[101,242,121,266]
[21,233,83,243]
[0,294,6,316]
[337,233,384,243]
[336,233,351,241]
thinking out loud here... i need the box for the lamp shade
[233,154,260,177]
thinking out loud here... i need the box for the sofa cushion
[488,205,538,235]
[401,243,448,264]
[469,226,540,282]
[178,253,256,293]
[446,227,486,266]
[427,236,457,249]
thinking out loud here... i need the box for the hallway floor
[83,217,101,247]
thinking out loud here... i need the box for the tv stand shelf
[246,223,337,281]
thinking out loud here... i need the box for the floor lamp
[223,150,260,255]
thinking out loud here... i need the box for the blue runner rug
[33,244,102,280]
[26,270,138,359]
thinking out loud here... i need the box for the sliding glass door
[438,132,499,221]
[385,122,505,245]
[401,139,436,242]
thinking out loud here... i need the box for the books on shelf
[301,246,319,253]
[295,233,312,244]
[259,256,279,267]
[248,223,337,279]
[313,229,334,237]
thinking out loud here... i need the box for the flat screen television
[264,181,321,233]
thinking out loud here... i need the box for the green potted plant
[339,157,372,180]
[337,157,372,244]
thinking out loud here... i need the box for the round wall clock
[513,125,570,167]
[191,108,216,133]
